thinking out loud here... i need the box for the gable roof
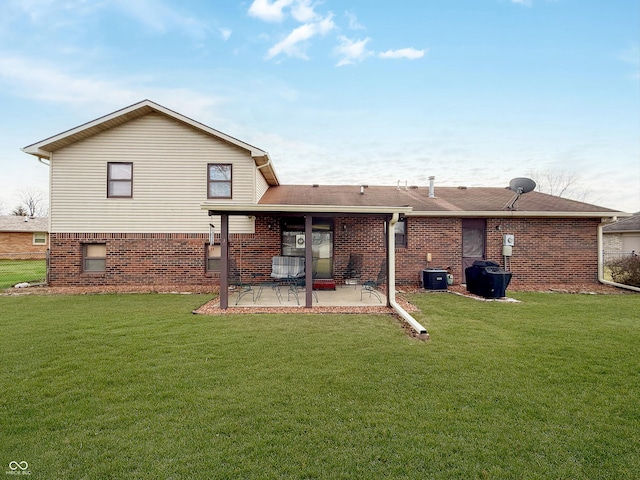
[22,99,279,186]
[0,216,49,232]
[254,184,624,218]
[603,212,640,232]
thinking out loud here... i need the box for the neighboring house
[603,212,640,257]
[22,100,627,303]
[0,216,48,259]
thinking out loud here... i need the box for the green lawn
[1,292,638,479]
[0,259,46,289]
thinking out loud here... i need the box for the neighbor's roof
[22,99,279,186]
[252,184,625,218]
[0,216,49,232]
[603,212,640,232]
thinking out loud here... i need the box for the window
[33,232,47,245]
[206,243,221,272]
[107,162,133,198]
[83,243,106,272]
[385,219,407,248]
[394,219,407,248]
[208,164,232,198]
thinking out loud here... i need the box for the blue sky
[0,0,638,213]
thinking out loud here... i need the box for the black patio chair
[345,253,363,288]
[229,258,254,305]
[361,259,386,303]
[287,276,319,305]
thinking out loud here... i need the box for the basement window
[83,243,106,273]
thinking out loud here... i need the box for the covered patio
[201,203,428,334]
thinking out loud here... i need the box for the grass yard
[1,292,638,479]
[0,259,46,289]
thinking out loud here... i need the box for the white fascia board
[21,146,51,158]
[406,210,629,219]
[201,203,413,215]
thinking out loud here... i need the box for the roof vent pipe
[360,185,364,195]
[428,176,435,198]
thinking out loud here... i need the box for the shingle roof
[603,212,640,232]
[258,185,620,215]
[0,216,49,232]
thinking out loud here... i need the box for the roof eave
[406,210,628,219]
[201,203,412,215]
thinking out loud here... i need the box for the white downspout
[597,221,640,292]
[388,213,429,336]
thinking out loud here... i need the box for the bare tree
[526,169,594,203]
[11,205,29,216]
[11,189,48,217]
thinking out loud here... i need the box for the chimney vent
[428,176,436,198]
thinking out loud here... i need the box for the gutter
[597,221,640,293]
[202,203,413,216]
[407,210,631,219]
[387,213,429,336]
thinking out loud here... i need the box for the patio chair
[287,276,318,305]
[361,259,386,303]
[229,258,254,305]
[344,253,363,288]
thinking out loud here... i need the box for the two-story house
[23,100,625,307]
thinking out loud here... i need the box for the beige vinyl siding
[256,169,269,202]
[50,113,257,233]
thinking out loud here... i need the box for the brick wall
[0,232,48,258]
[47,216,601,287]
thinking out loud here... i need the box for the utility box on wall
[422,269,448,290]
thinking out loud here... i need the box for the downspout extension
[597,222,640,293]
[388,213,429,337]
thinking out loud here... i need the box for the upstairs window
[208,164,232,199]
[107,162,133,198]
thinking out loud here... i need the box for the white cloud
[291,0,318,22]
[220,28,232,41]
[334,36,373,67]
[267,14,335,60]
[0,56,222,120]
[510,0,533,6]
[111,0,213,40]
[345,11,365,30]
[248,0,294,22]
[379,48,426,60]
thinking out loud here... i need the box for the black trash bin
[465,261,512,298]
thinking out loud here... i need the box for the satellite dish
[504,177,536,211]
[508,177,536,194]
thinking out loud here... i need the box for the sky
[0,0,638,214]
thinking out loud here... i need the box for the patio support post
[305,214,313,308]
[220,213,229,309]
